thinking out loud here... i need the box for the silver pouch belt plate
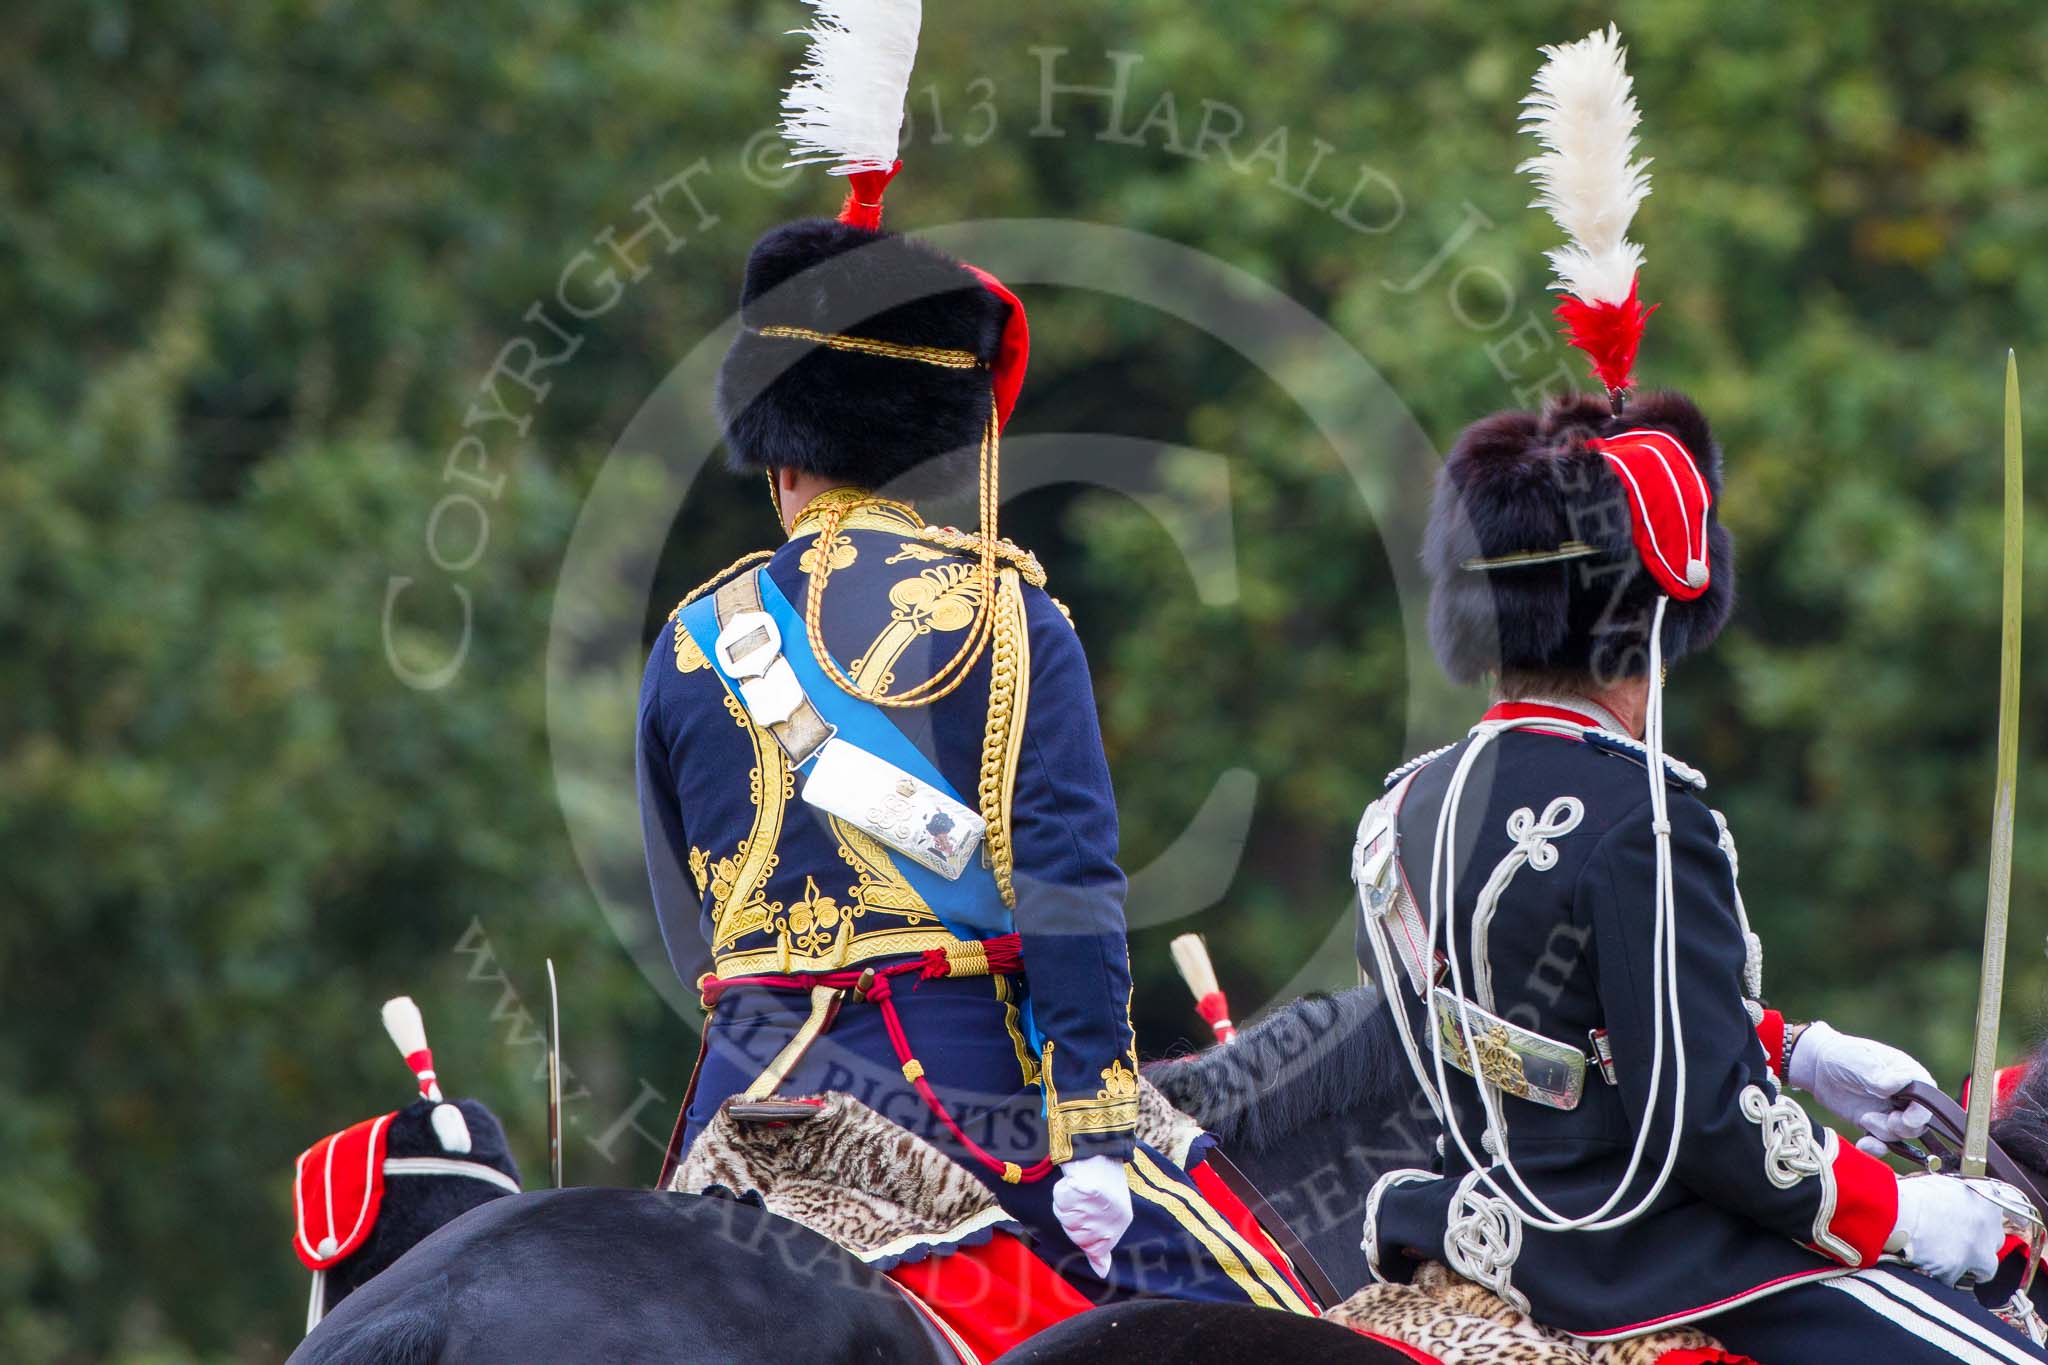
[711,575,984,882]
[1430,986,1589,1111]
[801,740,983,881]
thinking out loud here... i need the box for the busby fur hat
[715,218,1012,492]
[1424,389,1734,685]
[1425,26,1736,688]
[334,1098,520,1297]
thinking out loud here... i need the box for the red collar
[1481,697,1627,738]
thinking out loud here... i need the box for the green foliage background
[7,1,2048,1358]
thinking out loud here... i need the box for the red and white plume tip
[380,996,472,1154]
[779,0,922,230]
[1170,934,1237,1046]
[1518,24,1658,406]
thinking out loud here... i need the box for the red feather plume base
[837,160,902,231]
[1555,275,1658,397]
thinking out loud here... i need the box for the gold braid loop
[802,400,1003,709]
[977,568,1023,907]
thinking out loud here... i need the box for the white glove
[1052,1154,1133,1278]
[1787,1020,1935,1158]
[1889,1175,2006,1286]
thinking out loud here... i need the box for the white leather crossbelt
[711,574,985,881]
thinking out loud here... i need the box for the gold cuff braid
[1040,1040,1140,1164]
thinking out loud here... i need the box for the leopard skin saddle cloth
[1329,1262,1754,1365]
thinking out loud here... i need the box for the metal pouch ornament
[1432,987,1589,1112]
[802,737,984,880]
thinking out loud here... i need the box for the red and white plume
[381,996,472,1154]
[1170,933,1237,1046]
[1518,24,1657,400]
[779,0,922,229]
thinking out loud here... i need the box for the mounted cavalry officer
[636,0,1312,1330]
[1355,26,2048,1363]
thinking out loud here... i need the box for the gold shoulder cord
[755,324,1026,900]
[976,568,1027,907]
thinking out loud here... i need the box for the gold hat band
[754,324,983,371]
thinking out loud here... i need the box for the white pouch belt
[711,574,985,881]
[1353,768,1438,997]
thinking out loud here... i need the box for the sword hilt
[1882,1080,2048,1216]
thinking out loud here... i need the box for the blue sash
[678,569,1014,941]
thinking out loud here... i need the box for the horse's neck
[1222,1094,1435,1301]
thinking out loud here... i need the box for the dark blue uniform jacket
[1366,708,1898,1338]
[637,494,1140,1161]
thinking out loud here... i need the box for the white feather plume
[779,0,922,176]
[381,996,429,1058]
[1517,23,1651,306]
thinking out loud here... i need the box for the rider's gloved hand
[1052,1154,1133,1278]
[1787,1020,1936,1157]
[1888,1175,2006,1286]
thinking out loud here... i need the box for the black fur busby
[1423,389,1735,685]
[715,218,1012,494]
[321,1098,521,1312]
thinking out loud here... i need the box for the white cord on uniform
[1422,596,1687,1236]
[1361,879,1450,1127]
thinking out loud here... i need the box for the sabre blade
[1963,351,2024,1177]
[547,958,564,1188]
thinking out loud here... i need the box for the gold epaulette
[668,549,775,675]
[669,549,776,620]
[906,525,1049,589]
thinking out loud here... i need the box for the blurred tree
[6,0,2048,1358]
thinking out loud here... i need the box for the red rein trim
[703,935,1054,1185]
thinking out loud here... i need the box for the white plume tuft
[779,0,922,176]
[1517,23,1651,306]
[1169,934,1221,1002]
[430,1102,473,1154]
[381,996,428,1059]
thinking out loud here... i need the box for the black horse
[292,1186,963,1365]
[1146,986,1418,1298]
[288,993,1422,1364]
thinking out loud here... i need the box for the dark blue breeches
[1706,1265,2048,1363]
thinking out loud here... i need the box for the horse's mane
[1992,1051,2048,1177]
[1143,986,1410,1154]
